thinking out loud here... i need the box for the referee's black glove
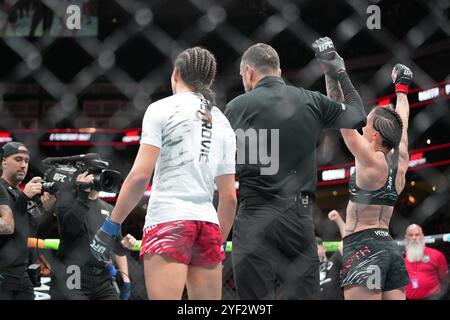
[90,218,121,262]
[312,36,346,78]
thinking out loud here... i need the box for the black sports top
[348,154,398,206]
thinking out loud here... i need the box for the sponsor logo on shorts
[343,246,372,274]
[374,230,389,237]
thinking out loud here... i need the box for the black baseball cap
[1,142,29,159]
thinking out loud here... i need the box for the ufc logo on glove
[90,240,106,254]
[403,69,413,77]
[318,41,334,52]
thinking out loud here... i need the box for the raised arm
[312,37,367,130]
[391,64,412,176]
[395,93,410,173]
[323,69,375,166]
[312,37,376,166]
[325,73,344,103]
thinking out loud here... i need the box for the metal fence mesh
[0,0,449,300]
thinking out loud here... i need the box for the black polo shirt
[225,76,365,201]
[0,178,32,277]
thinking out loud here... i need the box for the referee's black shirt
[224,76,366,201]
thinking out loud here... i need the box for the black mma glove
[312,36,346,77]
[393,63,413,94]
[90,218,121,262]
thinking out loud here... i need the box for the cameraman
[0,142,56,300]
[50,171,133,300]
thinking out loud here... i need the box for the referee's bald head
[241,43,280,75]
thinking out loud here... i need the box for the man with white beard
[404,224,449,300]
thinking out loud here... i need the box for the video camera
[41,153,121,195]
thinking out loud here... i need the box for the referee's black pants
[231,197,320,300]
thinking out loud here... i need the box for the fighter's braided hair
[174,47,217,123]
[373,106,403,151]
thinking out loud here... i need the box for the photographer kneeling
[49,167,134,300]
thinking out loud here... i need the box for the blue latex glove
[106,263,131,300]
[105,263,117,277]
[120,282,131,300]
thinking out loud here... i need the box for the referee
[224,41,366,299]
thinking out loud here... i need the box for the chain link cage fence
[0,0,449,300]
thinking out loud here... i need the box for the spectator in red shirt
[404,224,449,300]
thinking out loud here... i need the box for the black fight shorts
[341,228,410,292]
